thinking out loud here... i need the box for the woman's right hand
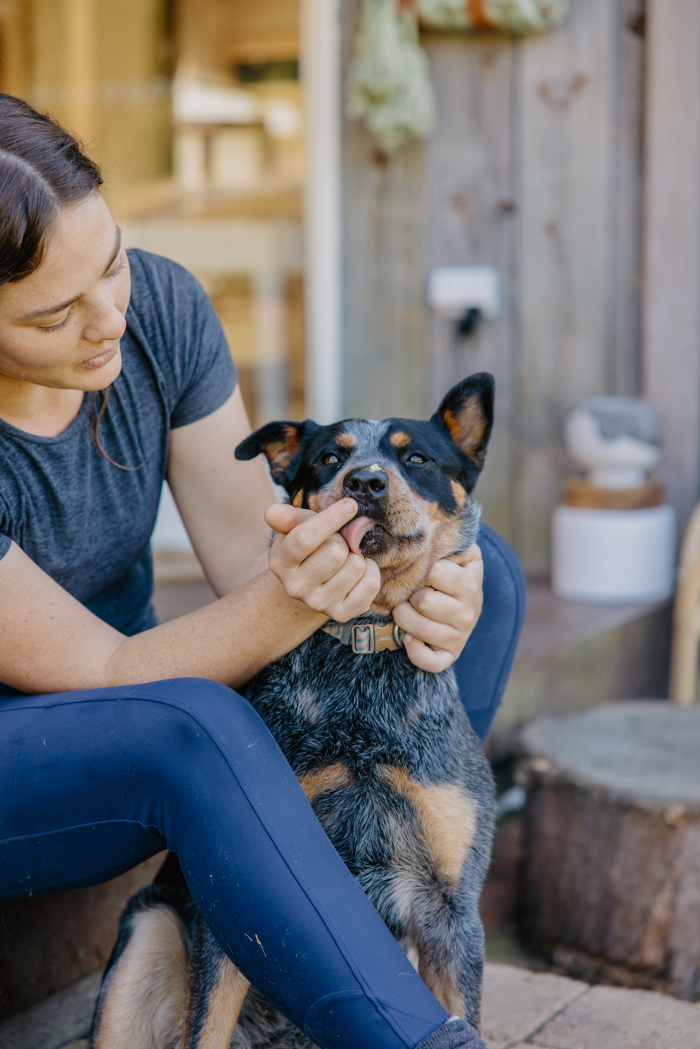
[265,499,380,623]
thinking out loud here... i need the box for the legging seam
[0,821,164,895]
[0,816,165,848]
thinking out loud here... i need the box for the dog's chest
[246,631,467,776]
[246,630,494,930]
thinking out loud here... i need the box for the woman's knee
[115,678,285,793]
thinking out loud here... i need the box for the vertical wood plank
[62,0,97,141]
[611,0,645,396]
[341,0,427,420]
[422,33,517,540]
[302,0,342,423]
[642,0,700,533]
[516,0,617,572]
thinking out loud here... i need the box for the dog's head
[236,372,494,615]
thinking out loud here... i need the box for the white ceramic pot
[552,504,676,603]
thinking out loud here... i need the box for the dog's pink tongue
[341,515,374,555]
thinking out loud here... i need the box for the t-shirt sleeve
[0,533,10,561]
[126,249,237,429]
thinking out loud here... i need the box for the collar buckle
[351,623,375,654]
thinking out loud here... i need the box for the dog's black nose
[344,466,389,501]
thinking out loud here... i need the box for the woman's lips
[82,344,119,369]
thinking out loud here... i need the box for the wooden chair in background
[670,500,700,704]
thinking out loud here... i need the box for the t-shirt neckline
[0,392,89,445]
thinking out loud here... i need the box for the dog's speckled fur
[89,373,496,1049]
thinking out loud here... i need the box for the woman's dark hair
[0,95,134,467]
[0,93,103,286]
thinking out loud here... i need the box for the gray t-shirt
[0,248,237,637]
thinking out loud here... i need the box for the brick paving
[2,962,698,1049]
[482,964,700,1049]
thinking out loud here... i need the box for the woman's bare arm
[0,502,380,695]
[166,386,275,596]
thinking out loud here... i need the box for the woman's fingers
[392,544,484,672]
[266,499,358,568]
[265,498,379,619]
[326,557,381,622]
[393,599,462,649]
[402,635,456,673]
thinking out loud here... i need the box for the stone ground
[2,961,698,1049]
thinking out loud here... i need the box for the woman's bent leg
[0,680,486,1049]
[454,524,526,741]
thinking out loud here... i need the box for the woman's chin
[75,347,123,389]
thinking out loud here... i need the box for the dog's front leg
[413,907,485,1032]
[182,920,250,1049]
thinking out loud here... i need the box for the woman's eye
[39,313,72,333]
[323,453,339,466]
[408,453,427,465]
[107,251,126,279]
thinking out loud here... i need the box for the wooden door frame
[301,0,342,423]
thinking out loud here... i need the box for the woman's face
[0,192,130,392]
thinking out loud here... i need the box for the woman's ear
[235,420,315,482]
[432,372,495,470]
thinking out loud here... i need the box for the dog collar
[322,619,406,655]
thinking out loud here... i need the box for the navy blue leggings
[0,525,524,1049]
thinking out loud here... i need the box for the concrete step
[2,962,698,1049]
[491,582,672,755]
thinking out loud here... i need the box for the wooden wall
[0,0,171,186]
[176,0,299,78]
[342,0,645,572]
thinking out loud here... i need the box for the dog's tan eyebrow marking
[292,489,304,508]
[337,433,357,450]
[450,479,467,508]
[390,431,411,449]
[378,766,477,885]
[298,763,355,803]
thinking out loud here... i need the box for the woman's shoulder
[126,248,209,322]
[123,249,237,429]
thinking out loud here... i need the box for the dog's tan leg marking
[379,767,477,884]
[184,956,250,1049]
[298,763,355,803]
[418,955,465,1019]
[91,905,190,1049]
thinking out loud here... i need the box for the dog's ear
[432,373,494,470]
[235,420,317,483]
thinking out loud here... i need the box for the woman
[0,96,524,1049]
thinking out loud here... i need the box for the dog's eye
[323,453,339,466]
[408,453,427,465]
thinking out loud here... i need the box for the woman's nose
[82,299,127,343]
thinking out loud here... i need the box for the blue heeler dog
[88,373,496,1049]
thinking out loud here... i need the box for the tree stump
[518,701,700,1000]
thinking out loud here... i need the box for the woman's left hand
[392,544,484,673]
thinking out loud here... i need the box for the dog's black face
[236,372,494,615]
